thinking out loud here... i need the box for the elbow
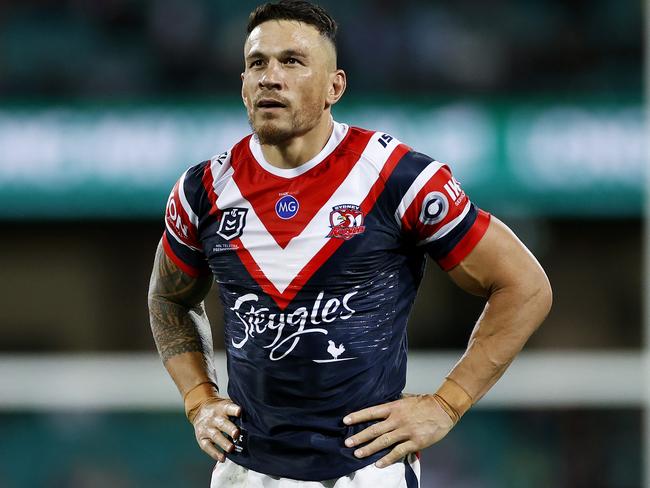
[147,293,157,311]
[147,285,167,312]
[148,291,171,314]
[527,269,553,329]
[538,273,553,320]
[147,294,160,317]
[147,284,158,310]
[497,267,552,336]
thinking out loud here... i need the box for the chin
[253,120,295,145]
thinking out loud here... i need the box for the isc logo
[444,177,464,204]
[275,195,299,219]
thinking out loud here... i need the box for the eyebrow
[245,49,308,60]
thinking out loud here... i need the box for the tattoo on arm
[148,242,214,363]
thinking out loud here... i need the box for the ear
[325,69,346,108]
[241,72,252,111]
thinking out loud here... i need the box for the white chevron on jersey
[214,131,402,296]
[393,160,444,226]
[177,170,199,228]
[209,150,235,197]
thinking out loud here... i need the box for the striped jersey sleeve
[394,152,491,270]
[162,162,210,277]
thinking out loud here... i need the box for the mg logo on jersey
[327,204,366,240]
[275,195,299,219]
[217,207,248,240]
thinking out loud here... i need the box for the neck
[260,115,334,169]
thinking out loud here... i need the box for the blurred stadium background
[0,0,644,487]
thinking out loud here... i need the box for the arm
[343,217,552,467]
[148,240,241,462]
[444,216,552,404]
[148,239,215,393]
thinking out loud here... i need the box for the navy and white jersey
[162,121,491,481]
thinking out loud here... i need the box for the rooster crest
[327,340,345,359]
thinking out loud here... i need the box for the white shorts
[210,455,420,487]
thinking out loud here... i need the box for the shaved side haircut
[247,0,338,52]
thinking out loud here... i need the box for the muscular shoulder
[343,126,405,160]
[162,148,236,277]
[390,150,443,185]
[387,150,491,270]
[174,149,236,215]
[340,125,451,194]
[202,149,235,197]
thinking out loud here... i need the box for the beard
[249,102,323,146]
[251,119,298,145]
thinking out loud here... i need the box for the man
[148,1,552,486]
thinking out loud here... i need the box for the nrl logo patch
[327,204,366,240]
[217,207,248,241]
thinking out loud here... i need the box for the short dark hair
[247,1,338,47]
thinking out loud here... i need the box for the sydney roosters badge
[327,204,366,240]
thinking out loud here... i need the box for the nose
[258,59,283,90]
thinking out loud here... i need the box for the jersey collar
[249,119,349,178]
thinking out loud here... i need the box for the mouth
[256,98,288,109]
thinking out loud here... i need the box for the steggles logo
[229,290,358,361]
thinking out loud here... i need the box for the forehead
[244,19,327,57]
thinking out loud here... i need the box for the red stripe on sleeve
[162,232,206,278]
[437,210,491,271]
[166,179,202,249]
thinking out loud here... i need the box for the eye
[285,57,300,65]
[249,59,264,68]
